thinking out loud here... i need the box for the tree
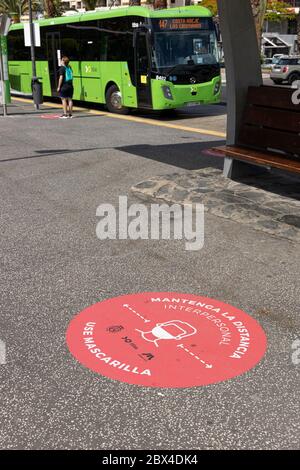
[43,0,64,18]
[44,0,55,17]
[153,0,166,8]
[265,1,295,23]
[0,0,44,22]
[83,0,98,10]
[251,0,267,44]
[251,1,292,45]
[201,0,266,42]
[202,0,294,46]
[0,0,29,23]
[264,1,297,53]
[201,0,218,17]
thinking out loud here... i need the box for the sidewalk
[131,167,300,243]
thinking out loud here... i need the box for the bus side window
[8,30,30,61]
[100,34,108,62]
[102,17,129,62]
[80,20,101,61]
[35,27,47,61]
[61,24,81,61]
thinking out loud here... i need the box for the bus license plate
[186,102,202,107]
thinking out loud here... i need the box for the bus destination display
[157,18,207,30]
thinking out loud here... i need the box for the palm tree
[43,0,64,18]
[83,0,98,10]
[0,0,29,23]
[0,0,41,22]
[44,0,55,17]
[153,0,167,9]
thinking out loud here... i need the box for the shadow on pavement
[0,147,107,163]
[237,171,300,201]
[118,141,300,201]
[132,105,227,122]
[117,140,226,170]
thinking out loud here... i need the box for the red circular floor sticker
[66,292,267,388]
[40,114,61,119]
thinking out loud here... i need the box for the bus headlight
[162,85,173,100]
[214,80,221,95]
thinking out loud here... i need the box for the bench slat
[238,124,300,155]
[243,105,300,133]
[247,86,300,111]
[215,145,300,174]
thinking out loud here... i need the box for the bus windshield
[151,18,219,72]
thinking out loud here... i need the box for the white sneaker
[59,114,68,119]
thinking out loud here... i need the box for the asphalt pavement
[0,99,299,450]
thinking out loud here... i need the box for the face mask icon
[135,320,197,348]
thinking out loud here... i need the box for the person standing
[57,56,74,119]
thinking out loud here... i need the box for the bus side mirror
[214,23,221,42]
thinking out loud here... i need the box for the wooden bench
[215,85,300,175]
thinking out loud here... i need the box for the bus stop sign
[0,14,11,108]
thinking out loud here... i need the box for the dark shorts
[60,82,74,99]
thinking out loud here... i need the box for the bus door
[46,32,61,96]
[134,31,152,108]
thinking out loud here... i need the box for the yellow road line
[12,97,226,138]
[89,109,226,137]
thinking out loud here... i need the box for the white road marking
[123,303,151,323]
[177,343,213,369]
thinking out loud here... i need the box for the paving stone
[131,167,300,243]
[280,227,300,240]
[192,188,212,194]
[279,215,300,229]
[199,198,220,208]
[257,220,281,230]
[213,193,243,204]
[251,206,279,217]
[234,202,255,210]
[220,204,238,216]
[239,191,272,203]
[172,189,190,200]
[155,185,171,196]
[135,180,158,189]
[264,201,300,212]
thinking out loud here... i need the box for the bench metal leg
[223,157,270,179]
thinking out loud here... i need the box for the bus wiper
[166,59,197,77]
[165,65,181,77]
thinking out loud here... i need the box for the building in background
[263,0,300,56]
[60,0,199,13]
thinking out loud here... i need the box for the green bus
[7,6,221,113]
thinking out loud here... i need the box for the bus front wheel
[105,85,129,114]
